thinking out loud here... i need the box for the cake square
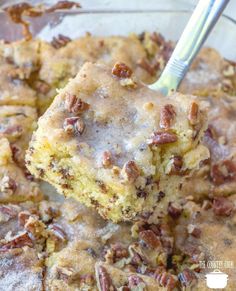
[27,62,208,222]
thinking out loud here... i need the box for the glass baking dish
[0,0,236,61]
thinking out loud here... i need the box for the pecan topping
[0,205,18,217]
[56,267,76,284]
[178,269,197,287]
[147,131,177,145]
[18,210,31,226]
[112,62,133,79]
[139,230,161,249]
[105,244,129,263]
[128,275,145,289]
[80,274,95,286]
[0,176,17,195]
[168,202,182,218]
[65,93,90,114]
[51,34,72,49]
[122,161,140,183]
[213,197,234,216]
[35,80,51,94]
[63,117,85,135]
[155,272,178,289]
[96,265,115,291]
[160,104,176,129]
[0,231,33,250]
[1,125,23,137]
[170,156,183,174]
[102,151,113,168]
[188,102,199,125]
[187,224,201,238]
[211,160,236,185]
[137,58,159,76]
[48,223,67,241]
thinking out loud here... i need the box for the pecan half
[102,151,113,168]
[122,161,140,183]
[160,104,176,129]
[213,197,234,216]
[147,131,177,145]
[96,265,115,291]
[105,244,129,264]
[0,231,33,250]
[65,93,90,114]
[51,34,71,49]
[139,230,161,249]
[63,116,85,135]
[188,102,199,125]
[112,62,133,79]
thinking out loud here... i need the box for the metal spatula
[149,0,230,95]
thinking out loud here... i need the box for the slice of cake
[26,62,209,222]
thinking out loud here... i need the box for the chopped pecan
[0,231,33,250]
[160,104,176,129]
[18,210,31,226]
[213,197,234,216]
[168,202,182,219]
[0,205,18,218]
[63,116,85,135]
[56,266,76,284]
[35,80,51,94]
[128,275,145,289]
[139,230,161,249]
[137,58,159,76]
[105,244,129,263]
[188,102,199,125]
[187,224,201,238]
[48,223,67,241]
[0,176,17,195]
[10,144,22,164]
[65,93,90,114]
[178,269,197,287]
[80,274,95,286]
[96,265,115,291]
[51,34,71,49]
[147,131,177,145]
[155,272,178,289]
[150,32,166,46]
[211,160,236,185]
[102,151,113,168]
[1,125,23,137]
[112,62,133,79]
[169,156,183,174]
[122,161,140,183]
